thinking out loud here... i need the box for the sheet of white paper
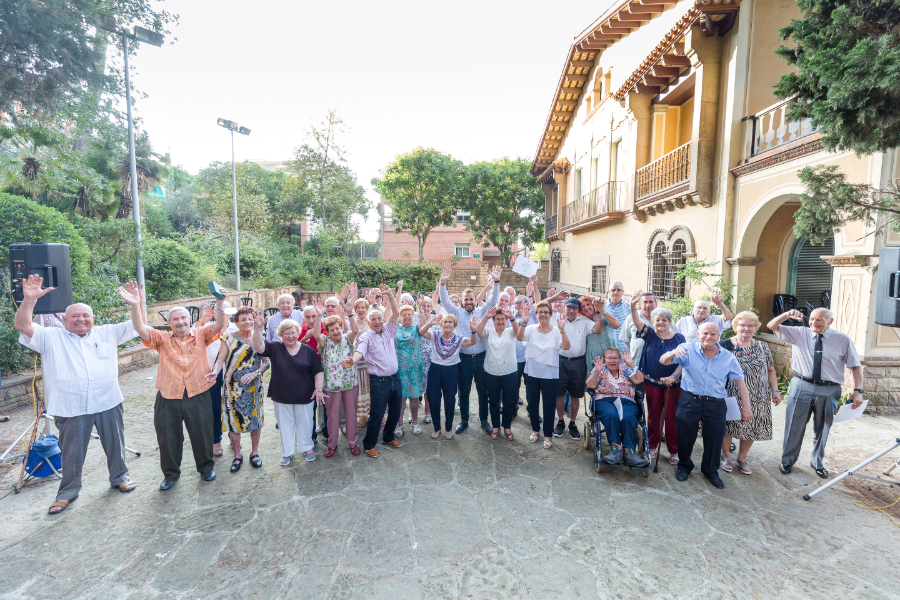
[613,398,623,421]
[833,399,868,423]
[725,396,742,421]
[512,256,539,278]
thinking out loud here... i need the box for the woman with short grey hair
[629,292,685,465]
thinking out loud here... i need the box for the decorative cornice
[821,255,878,272]
[730,138,824,178]
[613,9,700,101]
[725,257,764,267]
[635,183,691,209]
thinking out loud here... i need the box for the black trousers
[485,371,518,429]
[154,390,215,480]
[427,363,458,433]
[363,373,402,450]
[675,390,727,477]
[526,376,558,437]
[458,352,488,423]
[209,372,224,444]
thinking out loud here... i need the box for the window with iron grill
[591,266,608,294]
[551,252,561,282]
[647,238,688,300]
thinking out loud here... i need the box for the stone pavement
[0,365,899,599]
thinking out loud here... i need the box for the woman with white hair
[720,311,781,475]
[629,291,685,464]
[251,313,324,465]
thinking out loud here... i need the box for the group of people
[12,265,863,514]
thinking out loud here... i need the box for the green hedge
[350,261,440,292]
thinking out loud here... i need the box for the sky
[129,0,610,240]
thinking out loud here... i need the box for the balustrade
[635,142,691,202]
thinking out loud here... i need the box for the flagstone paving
[0,366,899,599]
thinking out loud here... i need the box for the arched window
[667,239,687,299]
[646,228,693,300]
[648,241,668,298]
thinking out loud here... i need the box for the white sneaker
[315,425,323,433]
[413,424,421,436]
[340,425,346,435]
[279,456,292,467]
[394,426,403,438]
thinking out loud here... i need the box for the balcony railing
[635,141,691,202]
[560,181,625,230]
[748,98,817,157]
[545,214,558,238]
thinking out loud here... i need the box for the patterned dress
[395,324,424,398]
[721,339,775,441]
[221,333,264,433]
[355,320,371,426]
[322,336,359,392]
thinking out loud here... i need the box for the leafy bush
[351,261,440,291]
[143,238,205,300]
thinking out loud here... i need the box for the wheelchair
[582,387,651,477]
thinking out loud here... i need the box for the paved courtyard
[0,365,899,599]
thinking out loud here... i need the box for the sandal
[212,443,223,457]
[491,430,499,440]
[505,430,514,441]
[720,457,733,473]
[48,496,76,515]
[737,460,752,475]
[413,424,421,436]
[543,438,552,449]
[250,453,262,468]
[113,481,137,493]
[423,415,432,424]
[230,456,243,473]
[529,432,540,443]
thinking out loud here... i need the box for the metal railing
[635,141,691,201]
[748,98,817,157]
[560,181,624,229]
[545,214,558,238]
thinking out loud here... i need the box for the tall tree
[371,147,463,261]
[461,157,544,266]
[195,161,276,236]
[776,0,900,242]
[287,110,369,245]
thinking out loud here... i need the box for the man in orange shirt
[120,281,229,491]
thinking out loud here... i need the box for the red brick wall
[378,198,517,263]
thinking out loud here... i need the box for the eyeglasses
[536,311,551,315]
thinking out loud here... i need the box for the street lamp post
[96,14,163,318]
[216,119,250,291]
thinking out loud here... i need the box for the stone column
[686,26,723,208]
[725,257,763,312]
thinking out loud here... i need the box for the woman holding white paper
[719,311,781,475]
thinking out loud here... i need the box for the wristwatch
[255,369,261,376]
[853,388,863,393]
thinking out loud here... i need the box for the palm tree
[0,124,55,200]
[115,132,168,218]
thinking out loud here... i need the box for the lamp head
[95,13,118,33]
[217,118,238,131]
[134,26,163,46]
[238,126,251,136]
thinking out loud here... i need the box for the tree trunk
[418,231,428,262]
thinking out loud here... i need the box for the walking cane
[653,385,671,474]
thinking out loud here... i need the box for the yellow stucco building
[531,0,900,413]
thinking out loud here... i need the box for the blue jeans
[676,390,727,476]
[485,371,518,429]
[525,376,558,437]
[594,398,639,451]
[427,363,458,433]
[458,352,488,423]
[363,373,402,450]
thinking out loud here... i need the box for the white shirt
[205,322,238,369]
[674,314,732,340]
[19,321,137,417]
[559,315,594,358]
[524,325,562,379]
[619,313,652,359]
[484,327,517,376]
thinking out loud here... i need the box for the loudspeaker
[9,243,73,314]
[876,247,900,327]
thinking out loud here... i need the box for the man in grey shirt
[439,265,501,434]
[768,307,863,478]
[618,292,657,360]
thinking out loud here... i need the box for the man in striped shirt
[122,281,229,491]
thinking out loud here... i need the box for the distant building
[249,159,288,172]
[378,198,516,267]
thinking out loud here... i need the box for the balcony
[544,214,558,240]
[732,97,822,178]
[560,181,625,232]
[635,141,691,205]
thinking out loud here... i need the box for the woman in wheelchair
[586,348,650,468]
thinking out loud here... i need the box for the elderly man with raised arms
[768,307,862,478]
[673,290,733,339]
[121,281,229,490]
[15,275,141,514]
[661,322,751,489]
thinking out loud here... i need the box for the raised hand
[546,287,556,298]
[593,296,605,313]
[314,297,325,315]
[379,283,393,296]
[621,348,635,368]
[593,355,604,370]
[440,268,452,285]
[711,289,725,308]
[486,306,498,318]
[491,265,502,281]
[786,309,803,321]
[349,281,358,300]
[469,315,478,331]
[557,314,566,330]
[396,280,404,296]
[366,287,378,305]
[340,283,351,301]
[117,280,141,306]
[525,276,535,297]
[673,346,688,358]
[199,303,215,325]
[251,308,266,328]
[502,308,515,320]
[300,300,308,308]
[630,289,643,308]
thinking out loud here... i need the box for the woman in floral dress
[311,307,360,458]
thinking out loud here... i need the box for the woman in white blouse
[477,306,520,441]
[516,300,570,448]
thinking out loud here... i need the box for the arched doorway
[787,237,834,310]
